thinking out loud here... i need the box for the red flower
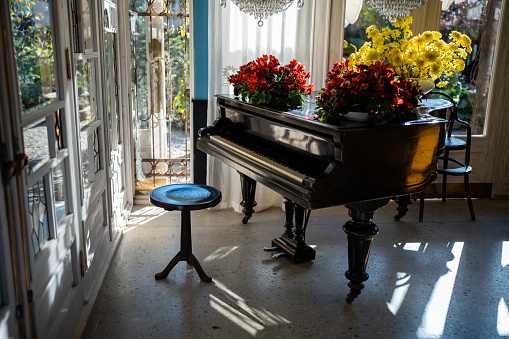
[316,60,423,123]
[229,55,314,110]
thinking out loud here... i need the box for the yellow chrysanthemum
[393,16,412,28]
[398,39,410,50]
[373,36,385,49]
[405,49,417,61]
[402,27,412,38]
[365,49,380,63]
[391,30,401,39]
[389,52,404,66]
[415,58,426,68]
[423,50,440,63]
[429,62,442,78]
[448,42,459,50]
[348,55,356,70]
[347,15,472,81]
[450,31,462,42]
[433,40,447,51]
[366,25,377,34]
[392,17,404,27]
[460,34,471,47]
[432,31,442,40]
[436,81,449,88]
[453,59,465,72]
[359,42,371,55]
[367,26,379,39]
[412,35,425,46]
[422,31,434,43]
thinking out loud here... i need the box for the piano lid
[215,94,445,133]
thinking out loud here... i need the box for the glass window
[76,59,98,127]
[439,0,502,135]
[80,128,101,187]
[93,129,101,174]
[80,130,91,187]
[54,109,64,150]
[23,117,50,174]
[10,0,57,114]
[81,0,95,52]
[105,31,121,149]
[53,161,67,224]
[28,178,49,256]
[343,4,390,59]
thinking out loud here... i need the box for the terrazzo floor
[79,198,509,338]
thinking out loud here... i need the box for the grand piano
[198,94,446,303]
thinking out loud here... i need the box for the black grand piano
[198,94,446,303]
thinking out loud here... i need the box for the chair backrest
[427,91,472,166]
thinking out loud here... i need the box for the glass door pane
[130,0,191,194]
[10,0,57,114]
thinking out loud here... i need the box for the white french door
[104,0,128,235]
[70,0,119,297]
[2,0,83,336]
[0,0,130,336]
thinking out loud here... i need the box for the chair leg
[464,174,476,221]
[419,191,425,222]
[442,151,449,202]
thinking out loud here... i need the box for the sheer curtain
[206,0,314,212]
[206,0,349,212]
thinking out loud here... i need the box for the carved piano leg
[394,195,412,221]
[271,202,316,263]
[343,198,390,303]
[283,198,295,238]
[263,198,293,256]
[239,172,257,224]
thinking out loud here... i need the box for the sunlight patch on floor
[502,241,509,267]
[386,272,411,315]
[416,242,464,338]
[127,206,168,225]
[123,225,138,233]
[387,242,430,315]
[204,246,238,262]
[210,279,291,336]
[498,298,509,335]
[402,242,422,251]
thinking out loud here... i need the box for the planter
[412,78,434,94]
[341,111,371,121]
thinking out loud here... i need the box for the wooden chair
[419,91,475,221]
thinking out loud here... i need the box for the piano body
[198,94,446,303]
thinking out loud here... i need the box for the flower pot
[412,78,434,94]
[341,111,371,121]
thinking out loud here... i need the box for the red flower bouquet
[228,55,314,110]
[315,60,422,123]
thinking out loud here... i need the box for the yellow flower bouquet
[348,16,472,87]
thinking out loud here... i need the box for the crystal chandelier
[364,0,428,21]
[220,0,304,26]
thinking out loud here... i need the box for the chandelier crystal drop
[225,0,304,27]
[364,0,428,21]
